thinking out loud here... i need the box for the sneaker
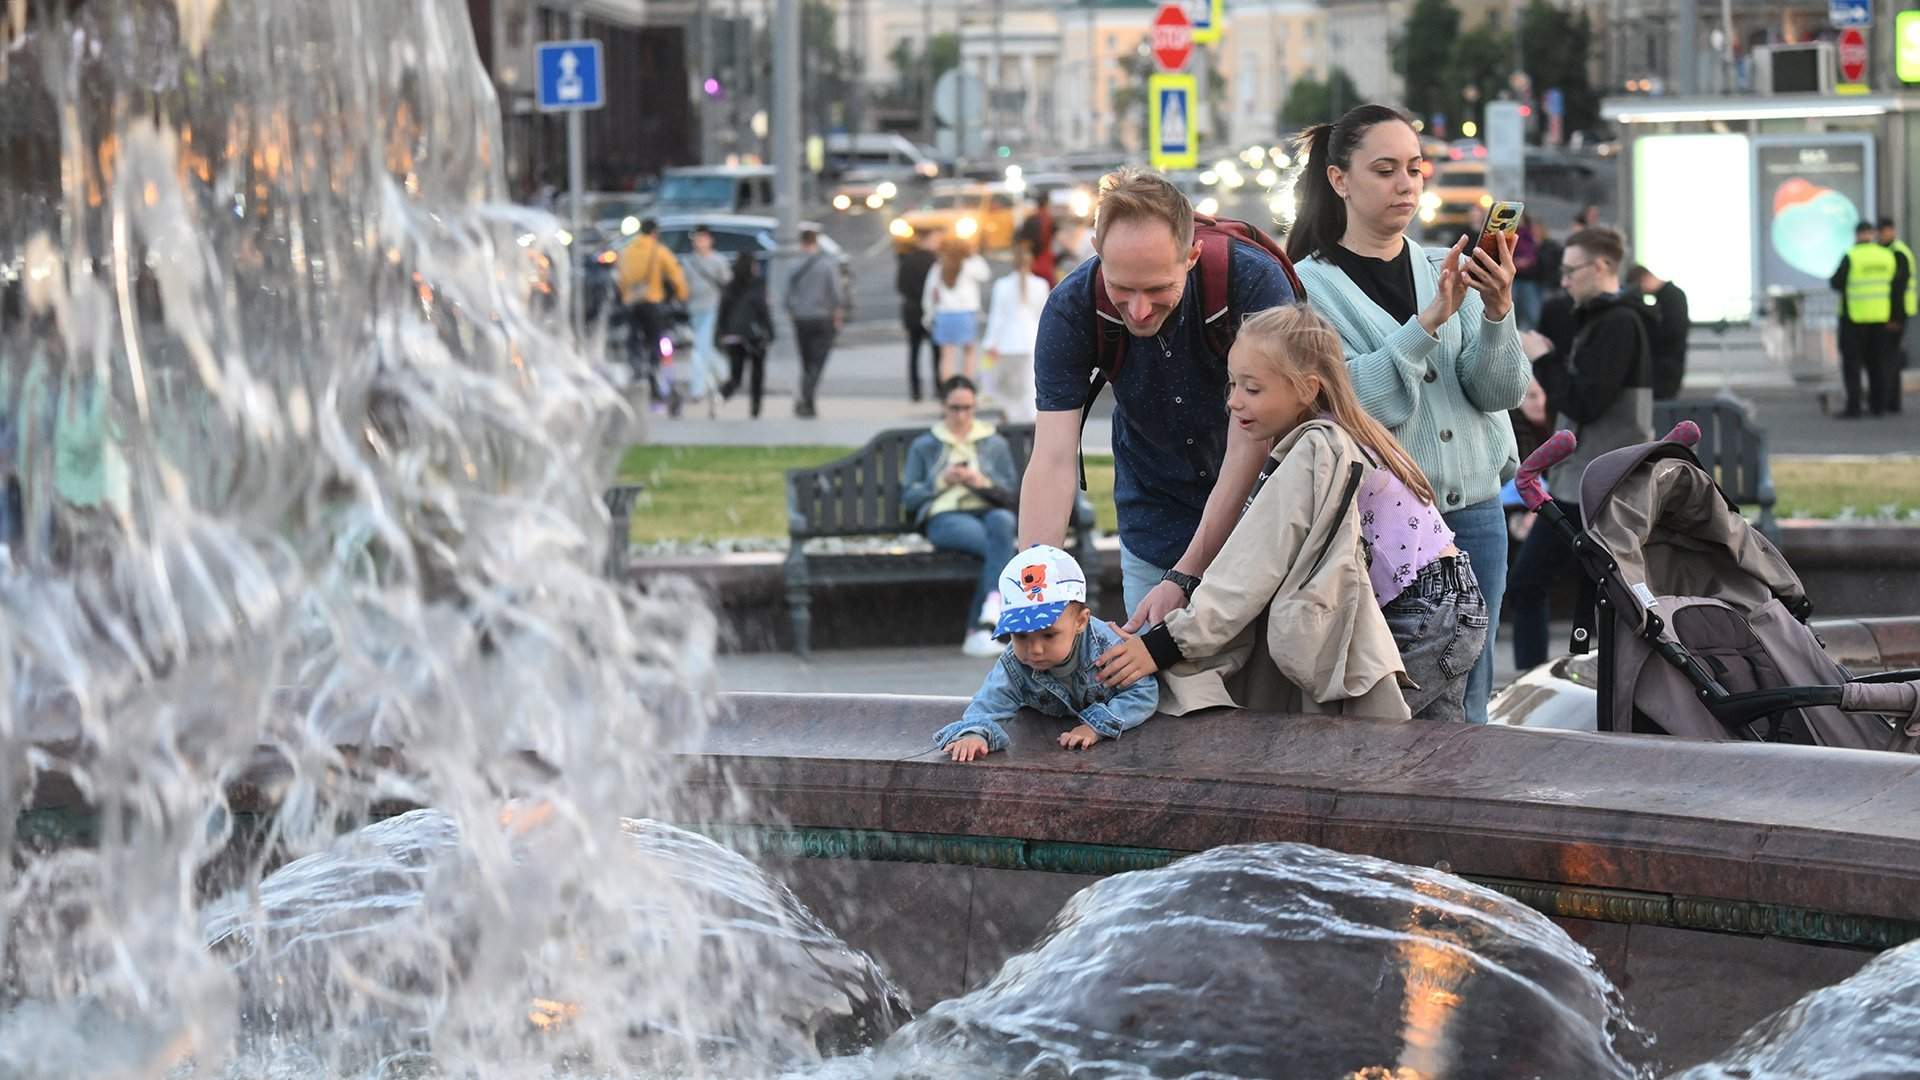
[962,629,1000,657]
[977,591,1003,630]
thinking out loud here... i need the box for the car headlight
[597,249,618,265]
[1195,196,1220,216]
[877,181,897,199]
[1068,189,1093,219]
[955,216,979,240]
[1479,194,1494,208]
[1255,168,1278,188]
[889,218,914,239]
[1199,170,1218,186]
[556,229,573,246]
[620,216,640,236]
[916,162,939,178]
[833,194,853,211]
[865,193,885,209]
[1419,191,1442,211]
[1420,206,1438,224]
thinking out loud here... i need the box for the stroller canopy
[1579,439,1806,636]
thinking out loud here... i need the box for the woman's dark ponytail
[1282,104,1417,263]
[1285,122,1341,263]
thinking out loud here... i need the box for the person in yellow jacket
[614,218,689,384]
[1878,217,1915,414]
[1831,220,1907,418]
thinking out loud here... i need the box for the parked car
[887,181,1023,252]
[655,165,777,216]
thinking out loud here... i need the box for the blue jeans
[688,306,720,397]
[1441,498,1507,724]
[926,508,1017,634]
[1513,279,1544,332]
[1118,541,1168,621]
[1381,554,1488,723]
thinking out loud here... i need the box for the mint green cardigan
[1296,240,1531,513]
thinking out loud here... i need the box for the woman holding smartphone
[1289,103,1530,724]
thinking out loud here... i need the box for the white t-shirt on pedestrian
[921,260,988,323]
[981,271,1050,356]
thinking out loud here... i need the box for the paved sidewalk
[648,325,1919,457]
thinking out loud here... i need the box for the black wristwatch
[1161,569,1201,600]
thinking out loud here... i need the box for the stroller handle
[1515,430,1577,511]
[1662,420,1702,448]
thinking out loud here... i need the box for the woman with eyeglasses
[901,376,1022,657]
[1288,103,1531,724]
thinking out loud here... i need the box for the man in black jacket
[1629,264,1690,400]
[896,228,941,402]
[1510,227,1653,670]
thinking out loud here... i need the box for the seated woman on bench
[901,376,1021,657]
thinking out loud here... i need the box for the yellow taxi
[1420,161,1493,238]
[888,181,1022,252]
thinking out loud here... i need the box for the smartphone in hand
[1477,200,1525,257]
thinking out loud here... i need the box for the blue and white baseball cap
[994,545,1088,637]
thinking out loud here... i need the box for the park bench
[1654,397,1779,539]
[784,424,1098,656]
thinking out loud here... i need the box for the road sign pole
[568,5,587,336]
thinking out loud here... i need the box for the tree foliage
[1279,68,1363,131]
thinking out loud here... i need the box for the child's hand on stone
[946,734,991,762]
[1058,724,1103,750]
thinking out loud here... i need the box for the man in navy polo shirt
[1018,167,1298,630]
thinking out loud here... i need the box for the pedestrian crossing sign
[1149,73,1198,172]
[1189,0,1223,44]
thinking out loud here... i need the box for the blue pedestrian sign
[1830,0,1870,28]
[1148,73,1198,171]
[537,39,604,112]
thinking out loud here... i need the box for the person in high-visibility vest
[1831,220,1907,418]
[1878,217,1915,414]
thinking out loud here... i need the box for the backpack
[1076,215,1308,489]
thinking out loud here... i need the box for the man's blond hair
[1093,167,1195,252]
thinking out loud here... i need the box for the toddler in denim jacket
[935,546,1160,762]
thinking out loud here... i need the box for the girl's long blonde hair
[1235,305,1437,505]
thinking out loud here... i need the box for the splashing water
[865,843,1651,1079]
[1670,938,1920,1080]
[0,0,865,1072]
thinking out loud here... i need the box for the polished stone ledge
[679,692,1920,927]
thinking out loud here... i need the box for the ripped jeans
[1381,553,1489,724]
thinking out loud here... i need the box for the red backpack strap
[1191,214,1309,361]
[1080,263,1128,491]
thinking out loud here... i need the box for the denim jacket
[934,619,1160,751]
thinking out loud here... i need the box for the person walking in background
[1629,263,1690,401]
[716,251,773,418]
[897,227,941,402]
[1511,226,1653,671]
[786,228,845,419]
[680,225,732,409]
[1879,216,1915,412]
[1573,204,1602,231]
[614,217,688,393]
[1288,103,1529,725]
[1014,189,1059,284]
[980,244,1049,422]
[923,236,988,382]
[1831,219,1906,419]
[901,376,1022,657]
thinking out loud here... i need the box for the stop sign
[1152,3,1193,72]
[1840,27,1868,84]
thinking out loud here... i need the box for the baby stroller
[1515,423,1920,751]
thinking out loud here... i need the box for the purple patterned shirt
[1357,465,1455,606]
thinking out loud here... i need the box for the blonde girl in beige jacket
[1094,305,1424,719]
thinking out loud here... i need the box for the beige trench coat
[1157,420,1410,720]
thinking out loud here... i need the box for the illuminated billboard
[1632,134,1754,323]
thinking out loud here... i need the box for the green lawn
[616,445,1919,545]
[1771,456,1920,521]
